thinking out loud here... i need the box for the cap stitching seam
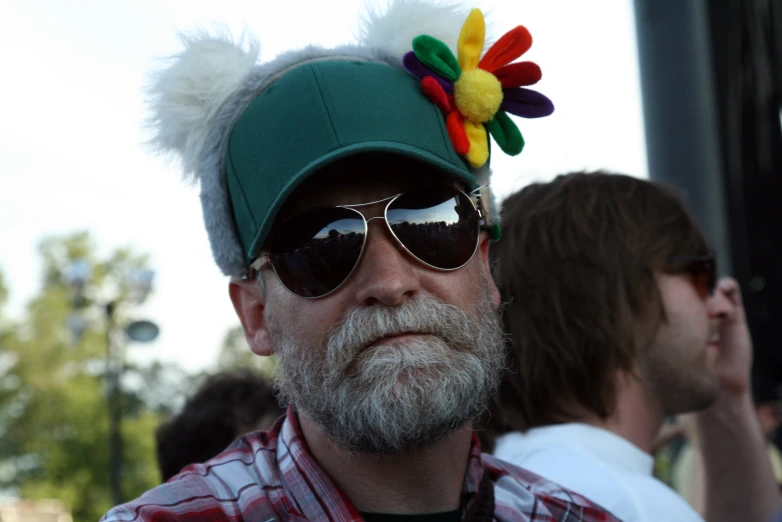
[309,65,342,147]
[226,145,259,256]
[255,56,369,96]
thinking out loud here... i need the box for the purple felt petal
[403,52,454,93]
[501,88,555,118]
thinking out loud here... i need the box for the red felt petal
[494,61,542,88]
[421,76,452,114]
[446,111,470,155]
[479,26,533,72]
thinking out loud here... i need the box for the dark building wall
[634,0,782,384]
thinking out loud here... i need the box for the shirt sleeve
[99,471,231,522]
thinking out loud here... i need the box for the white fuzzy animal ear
[146,30,260,182]
[358,0,472,58]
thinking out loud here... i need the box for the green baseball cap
[225,59,478,264]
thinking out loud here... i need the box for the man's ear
[478,232,501,308]
[229,278,274,356]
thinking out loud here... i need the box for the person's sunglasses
[670,252,717,298]
[250,186,486,299]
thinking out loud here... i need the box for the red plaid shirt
[101,410,618,521]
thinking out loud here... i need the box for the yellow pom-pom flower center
[454,69,503,124]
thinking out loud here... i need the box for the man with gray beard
[272,284,503,454]
[101,2,618,521]
[104,0,614,522]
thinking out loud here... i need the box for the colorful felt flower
[404,9,554,167]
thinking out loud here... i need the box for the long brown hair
[482,171,710,446]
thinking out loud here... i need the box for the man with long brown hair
[488,171,780,522]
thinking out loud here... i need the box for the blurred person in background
[155,369,284,482]
[485,171,780,522]
[671,376,782,511]
[101,2,617,521]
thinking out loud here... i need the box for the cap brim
[248,142,478,261]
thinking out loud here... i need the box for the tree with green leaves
[0,232,187,521]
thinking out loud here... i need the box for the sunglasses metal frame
[250,186,487,299]
[669,251,717,297]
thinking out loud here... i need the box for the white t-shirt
[493,423,703,522]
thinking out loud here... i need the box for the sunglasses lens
[269,208,365,298]
[386,187,480,270]
[693,270,711,299]
[682,256,717,298]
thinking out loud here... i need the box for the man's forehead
[275,154,463,217]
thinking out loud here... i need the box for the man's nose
[350,220,422,307]
[707,283,733,318]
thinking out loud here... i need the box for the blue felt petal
[501,88,555,118]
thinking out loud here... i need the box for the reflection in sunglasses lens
[386,187,479,270]
[270,208,365,298]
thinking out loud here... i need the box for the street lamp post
[105,301,122,507]
[64,262,160,506]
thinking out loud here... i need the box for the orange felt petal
[446,111,470,155]
[463,121,489,167]
[479,26,533,73]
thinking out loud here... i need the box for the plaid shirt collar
[103,407,618,521]
[277,406,490,520]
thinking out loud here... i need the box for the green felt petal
[412,35,462,82]
[487,111,524,155]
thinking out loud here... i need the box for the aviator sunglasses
[670,252,717,298]
[250,186,486,298]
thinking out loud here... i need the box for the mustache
[325,295,479,359]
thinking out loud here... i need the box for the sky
[0,0,647,373]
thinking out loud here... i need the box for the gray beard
[270,289,505,455]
